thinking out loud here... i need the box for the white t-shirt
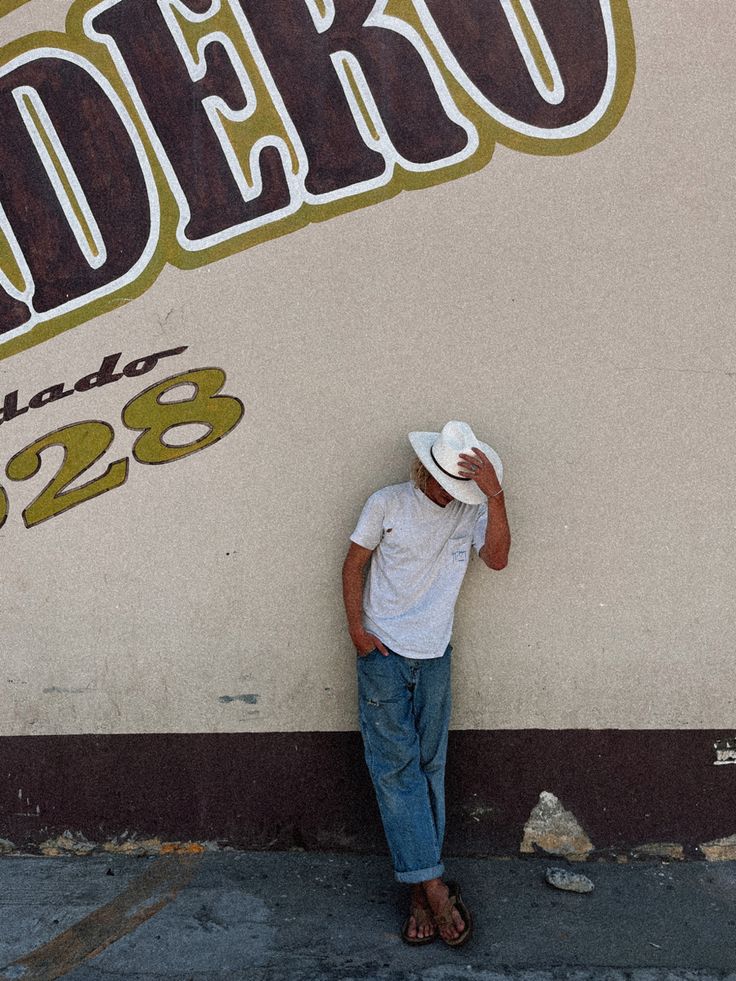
[350,481,487,659]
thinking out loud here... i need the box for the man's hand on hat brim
[458,448,502,499]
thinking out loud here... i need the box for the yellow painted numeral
[0,486,8,530]
[121,368,244,465]
[6,421,128,528]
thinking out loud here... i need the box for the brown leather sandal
[434,880,473,947]
[401,903,436,945]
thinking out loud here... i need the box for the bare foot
[423,878,465,943]
[404,883,436,941]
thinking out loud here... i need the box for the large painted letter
[0,49,158,341]
[0,222,31,337]
[415,0,622,139]
[87,0,297,252]
[235,0,477,202]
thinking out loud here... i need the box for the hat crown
[432,420,477,477]
[408,421,501,505]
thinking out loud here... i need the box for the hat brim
[409,431,503,506]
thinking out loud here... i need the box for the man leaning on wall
[342,421,510,947]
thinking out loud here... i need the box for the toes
[406,911,438,941]
[437,912,463,942]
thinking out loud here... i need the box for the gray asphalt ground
[1,851,735,980]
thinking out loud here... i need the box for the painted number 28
[0,368,243,530]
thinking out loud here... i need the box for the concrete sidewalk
[1,851,735,980]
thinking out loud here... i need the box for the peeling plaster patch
[463,803,496,823]
[100,837,215,856]
[218,694,259,704]
[40,831,96,856]
[160,841,206,855]
[520,791,594,861]
[714,737,736,765]
[102,836,164,856]
[632,842,684,861]
[699,835,736,861]
[2,836,220,858]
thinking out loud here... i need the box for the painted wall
[0,0,734,851]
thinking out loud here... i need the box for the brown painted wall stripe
[1,731,733,855]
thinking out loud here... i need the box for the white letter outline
[85,0,302,254]
[0,47,159,347]
[412,0,619,141]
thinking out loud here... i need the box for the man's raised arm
[458,447,511,570]
[478,492,510,570]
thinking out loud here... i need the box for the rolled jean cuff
[394,862,445,884]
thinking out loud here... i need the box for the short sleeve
[350,490,386,550]
[472,503,488,554]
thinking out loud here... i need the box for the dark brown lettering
[0,281,30,338]
[236,0,469,197]
[0,53,154,318]
[89,0,291,244]
[420,0,611,131]
[122,345,188,377]
[0,391,28,423]
[29,384,75,408]
[75,352,123,392]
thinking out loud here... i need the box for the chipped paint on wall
[520,791,594,862]
[713,738,736,765]
[631,843,685,862]
[698,836,736,862]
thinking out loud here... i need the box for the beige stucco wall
[1,0,734,735]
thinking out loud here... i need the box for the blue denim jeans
[357,644,452,883]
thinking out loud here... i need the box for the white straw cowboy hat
[409,421,503,506]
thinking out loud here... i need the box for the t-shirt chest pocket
[448,534,471,565]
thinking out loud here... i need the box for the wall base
[1,731,732,856]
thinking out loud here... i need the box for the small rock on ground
[545,867,595,893]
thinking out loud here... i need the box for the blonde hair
[411,458,431,493]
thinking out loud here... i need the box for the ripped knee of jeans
[365,697,381,707]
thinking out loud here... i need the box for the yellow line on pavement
[0,854,201,981]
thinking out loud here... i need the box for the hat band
[430,445,471,482]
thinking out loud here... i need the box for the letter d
[75,352,123,392]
